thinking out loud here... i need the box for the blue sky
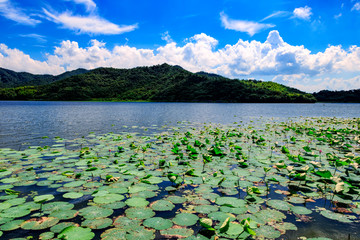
[0,0,360,92]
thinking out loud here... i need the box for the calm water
[1,101,360,149]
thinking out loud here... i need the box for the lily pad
[125,207,155,219]
[113,216,141,230]
[255,225,281,239]
[33,194,54,203]
[82,218,113,229]
[49,209,78,220]
[21,217,59,230]
[320,210,353,223]
[0,219,24,231]
[267,199,291,211]
[93,193,124,204]
[125,197,149,207]
[79,206,113,219]
[150,200,175,211]
[172,213,199,227]
[50,222,78,233]
[291,206,313,215]
[58,226,95,240]
[63,192,84,199]
[100,228,127,240]
[125,226,155,240]
[143,217,173,230]
[161,226,194,238]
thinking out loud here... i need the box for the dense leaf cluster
[0,64,317,102]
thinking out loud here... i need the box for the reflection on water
[1,101,360,149]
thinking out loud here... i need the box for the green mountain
[0,64,316,102]
[313,89,360,103]
[0,67,88,88]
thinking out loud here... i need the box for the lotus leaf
[274,222,298,232]
[224,222,244,237]
[172,213,199,226]
[63,192,84,199]
[128,186,147,193]
[39,231,55,240]
[50,222,79,233]
[82,217,113,229]
[5,197,26,206]
[125,197,149,207]
[215,197,246,208]
[125,207,155,219]
[58,226,95,240]
[0,205,31,218]
[42,201,74,213]
[150,200,175,211]
[167,195,187,204]
[93,193,124,204]
[160,226,194,238]
[33,194,54,203]
[291,206,313,215]
[220,206,247,215]
[113,216,141,230]
[208,211,236,222]
[63,180,86,188]
[254,209,286,224]
[0,219,24,231]
[288,196,305,204]
[0,217,13,225]
[21,217,59,230]
[194,205,219,214]
[143,217,173,230]
[100,201,126,209]
[320,210,353,223]
[49,209,78,220]
[100,228,127,240]
[79,206,113,219]
[267,199,291,211]
[255,225,281,239]
[125,226,155,240]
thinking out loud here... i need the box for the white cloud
[19,34,47,43]
[65,0,96,12]
[161,31,173,43]
[260,11,291,22]
[0,43,64,74]
[352,2,360,11]
[43,9,138,35]
[293,6,312,20]
[0,0,40,25]
[220,12,275,36]
[1,30,360,92]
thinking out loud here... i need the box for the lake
[0,101,360,240]
[1,101,360,149]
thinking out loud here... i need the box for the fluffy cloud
[43,9,138,35]
[220,12,275,36]
[1,30,360,92]
[293,6,312,20]
[0,0,40,25]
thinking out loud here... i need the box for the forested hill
[313,89,360,103]
[0,68,88,88]
[0,64,316,102]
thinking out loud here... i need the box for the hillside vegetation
[0,64,317,102]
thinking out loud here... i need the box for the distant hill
[313,89,360,103]
[0,68,89,88]
[0,64,316,102]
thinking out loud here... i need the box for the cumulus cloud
[1,30,360,92]
[43,9,138,35]
[220,12,275,36]
[293,6,312,20]
[0,0,40,25]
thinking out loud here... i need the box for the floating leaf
[79,206,113,219]
[125,197,149,207]
[93,193,124,204]
[161,226,194,238]
[82,218,113,229]
[125,207,155,219]
[63,192,83,199]
[100,228,127,240]
[150,200,175,211]
[143,217,173,230]
[172,213,199,227]
[21,217,59,230]
[58,226,95,240]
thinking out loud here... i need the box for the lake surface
[1,101,360,149]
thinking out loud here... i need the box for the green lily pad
[93,193,124,204]
[63,192,84,199]
[49,210,78,220]
[50,222,78,233]
[42,201,74,213]
[215,197,246,208]
[150,200,175,211]
[194,204,219,214]
[125,197,149,207]
[21,217,59,230]
[267,199,291,211]
[161,226,194,238]
[320,210,353,223]
[33,194,54,203]
[82,218,113,229]
[255,225,281,239]
[167,195,187,204]
[0,205,31,218]
[58,226,95,240]
[288,196,305,204]
[125,207,155,219]
[143,217,173,230]
[113,216,141,230]
[172,213,199,227]
[39,231,55,240]
[291,206,313,215]
[79,206,113,219]
[0,219,24,231]
[100,228,127,240]
[125,226,155,240]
